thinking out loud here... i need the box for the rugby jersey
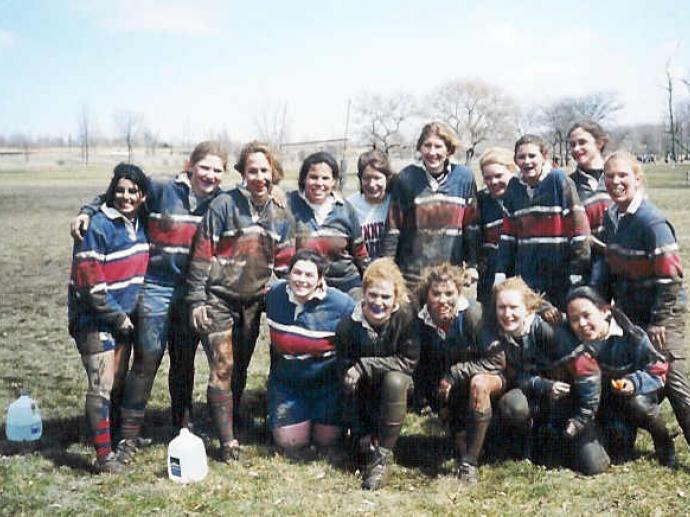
[382,162,479,286]
[570,166,612,254]
[266,280,355,386]
[68,205,149,333]
[595,194,685,326]
[335,302,420,380]
[557,310,667,396]
[186,185,294,305]
[476,189,506,303]
[287,191,369,293]
[81,173,222,287]
[496,169,591,308]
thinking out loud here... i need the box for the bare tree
[143,128,159,156]
[428,79,519,163]
[539,92,622,165]
[665,66,678,161]
[610,123,662,158]
[354,91,416,154]
[114,110,143,163]
[78,105,91,165]
[255,100,290,149]
[675,100,690,159]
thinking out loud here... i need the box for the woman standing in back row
[593,150,690,449]
[383,122,479,292]
[70,142,228,462]
[288,152,369,299]
[567,120,612,283]
[347,150,395,260]
[185,141,293,461]
[494,134,591,310]
[68,163,149,473]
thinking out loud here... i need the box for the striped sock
[86,395,112,459]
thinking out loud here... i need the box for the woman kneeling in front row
[266,250,356,458]
[443,278,608,483]
[564,286,675,467]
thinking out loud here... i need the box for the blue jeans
[121,282,199,429]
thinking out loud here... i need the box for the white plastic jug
[167,428,208,483]
[6,393,43,442]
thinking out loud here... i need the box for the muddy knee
[470,374,500,409]
[208,330,234,384]
[82,351,115,399]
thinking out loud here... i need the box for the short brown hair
[514,134,549,158]
[234,141,285,184]
[363,258,408,306]
[416,122,460,156]
[567,120,609,153]
[189,141,228,171]
[298,152,340,192]
[417,262,465,307]
[356,149,395,193]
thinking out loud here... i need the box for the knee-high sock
[207,386,234,445]
[463,408,492,466]
[85,394,112,459]
[120,408,145,441]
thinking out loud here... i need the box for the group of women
[67,120,689,490]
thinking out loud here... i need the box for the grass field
[2,160,690,515]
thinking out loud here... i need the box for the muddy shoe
[455,460,478,485]
[116,438,140,465]
[96,452,125,474]
[362,446,393,490]
[221,440,240,463]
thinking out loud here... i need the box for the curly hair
[234,140,284,184]
[416,262,465,307]
[363,257,409,305]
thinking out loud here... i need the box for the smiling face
[604,158,641,212]
[361,166,388,204]
[427,279,460,326]
[496,289,529,335]
[515,143,547,186]
[243,151,272,204]
[568,127,604,170]
[362,280,396,327]
[481,163,513,198]
[112,178,146,220]
[566,297,610,342]
[288,259,320,304]
[304,162,336,205]
[420,136,449,174]
[189,154,224,197]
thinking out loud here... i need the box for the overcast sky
[1,0,689,143]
